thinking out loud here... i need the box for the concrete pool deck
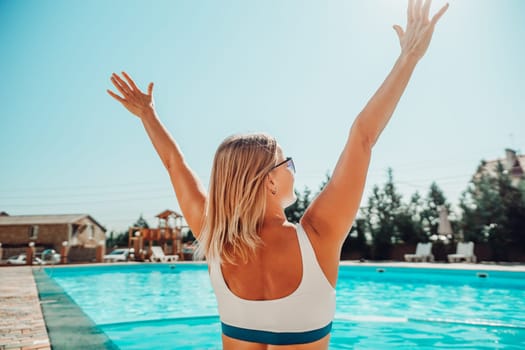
[0,266,50,350]
[1,265,118,350]
[1,261,524,349]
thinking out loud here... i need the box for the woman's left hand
[393,0,449,61]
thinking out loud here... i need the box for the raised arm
[302,0,449,244]
[107,72,207,237]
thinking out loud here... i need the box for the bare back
[218,221,339,350]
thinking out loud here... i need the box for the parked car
[6,254,43,265]
[40,249,61,264]
[104,248,130,262]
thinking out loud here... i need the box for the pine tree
[133,214,150,229]
[459,161,504,244]
[493,162,525,257]
[396,191,426,244]
[285,187,313,223]
[459,161,525,260]
[341,218,368,259]
[284,174,330,224]
[420,182,449,240]
[364,168,403,259]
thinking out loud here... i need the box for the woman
[107,1,448,348]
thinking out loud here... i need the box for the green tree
[493,162,525,257]
[285,187,313,223]
[364,168,403,259]
[133,214,150,229]
[459,161,525,260]
[183,230,196,243]
[365,185,392,259]
[106,230,118,248]
[420,182,449,241]
[459,161,504,244]
[396,191,426,244]
[341,217,369,259]
[318,172,331,192]
[284,173,331,223]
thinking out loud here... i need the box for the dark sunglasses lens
[288,159,296,173]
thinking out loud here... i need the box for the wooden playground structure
[128,209,187,261]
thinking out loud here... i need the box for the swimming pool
[44,264,525,349]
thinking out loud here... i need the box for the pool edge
[33,268,119,350]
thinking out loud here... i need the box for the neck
[262,203,287,226]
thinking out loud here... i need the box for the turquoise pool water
[45,264,525,349]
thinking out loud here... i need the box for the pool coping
[32,268,119,350]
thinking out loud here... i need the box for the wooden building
[0,212,106,262]
[128,209,186,261]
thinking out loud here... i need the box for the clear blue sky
[1,0,524,233]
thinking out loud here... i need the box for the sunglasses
[271,157,296,174]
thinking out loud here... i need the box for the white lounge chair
[404,243,434,262]
[448,242,477,263]
[150,246,179,263]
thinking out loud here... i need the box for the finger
[393,25,404,40]
[422,0,431,19]
[111,73,127,91]
[431,2,449,26]
[147,82,154,96]
[415,0,423,19]
[112,73,134,96]
[110,76,130,97]
[107,89,125,103]
[408,0,415,22]
[112,73,132,93]
[122,71,140,92]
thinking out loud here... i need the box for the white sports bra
[209,223,336,345]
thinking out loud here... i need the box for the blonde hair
[195,133,278,264]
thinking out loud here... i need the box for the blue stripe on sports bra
[221,321,332,345]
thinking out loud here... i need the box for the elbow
[165,154,181,172]
[351,119,375,151]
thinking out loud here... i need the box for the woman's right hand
[107,72,156,119]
